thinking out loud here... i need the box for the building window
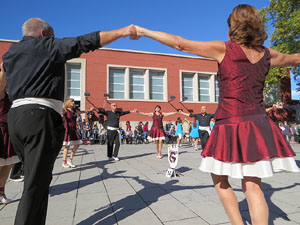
[150,71,164,100]
[67,64,81,100]
[182,73,194,101]
[181,71,217,102]
[215,75,219,102]
[130,69,145,99]
[198,75,210,102]
[108,66,167,101]
[109,68,125,99]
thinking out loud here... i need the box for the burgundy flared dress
[200,41,299,178]
[0,93,19,166]
[149,113,165,140]
[63,109,82,146]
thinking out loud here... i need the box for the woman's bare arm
[133,26,226,63]
[136,111,153,117]
[269,48,300,67]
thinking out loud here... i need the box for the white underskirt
[0,156,20,166]
[63,140,83,146]
[199,157,299,179]
[149,137,165,141]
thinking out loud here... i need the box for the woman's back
[215,41,270,120]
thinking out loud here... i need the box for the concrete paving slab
[1,142,299,225]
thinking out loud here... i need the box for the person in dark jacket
[94,103,136,161]
[2,17,136,225]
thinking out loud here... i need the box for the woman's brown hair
[227,4,267,47]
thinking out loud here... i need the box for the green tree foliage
[260,0,300,89]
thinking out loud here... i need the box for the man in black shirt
[277,103,300,134]
[277,103,300,124]
[2,18,136,225]
[180,106,214,149]
[95,103,136,161]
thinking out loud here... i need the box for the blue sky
[1,0,270,51]
[1,0,297,98]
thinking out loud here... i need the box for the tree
[260,0,300,89]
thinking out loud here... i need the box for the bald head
[22,18,54,38]
[200,106,207,114]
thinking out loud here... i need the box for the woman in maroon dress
[62,98,88,168]
[137,105,177,158]
[0,63,19,204]
[132,4,299,224]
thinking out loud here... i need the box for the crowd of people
[0,4,299,225]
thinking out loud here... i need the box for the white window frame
[215,74,219,103]
[180,70,217,103]
[129,68,146,100]
[107,65,168,102]
[109,67,126,99]
[65,58,86,111]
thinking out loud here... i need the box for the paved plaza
[1,142,300,225]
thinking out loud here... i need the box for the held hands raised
[129,25,144,40]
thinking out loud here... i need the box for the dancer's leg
[195,138,199,150]
[211,173,244,225]
[242,177,268,225]
[70,144,79,159]
[62,145,70,166]
[0,165,13,189]
[155,140,159,156]
[158,139,163,156]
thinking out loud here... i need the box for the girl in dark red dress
[133,5,299,224]
[137,105,177,158]
[0,63,19,204]
[62,98,88,168]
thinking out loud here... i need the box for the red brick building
[0,39,220,127]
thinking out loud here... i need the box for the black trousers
[107,130,120,158]
[8,104,64,225]
[199,130,209,149]
[10,162,24,179]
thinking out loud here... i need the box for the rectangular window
[182,73,194,101]
[215,75,219,102]
[198,76,210,102]
[130,69,145,99]
[150,71,164,100]
[67,64,81,100]
[109,68,125,99]
[108,66,166,101]
[181,71,217,103]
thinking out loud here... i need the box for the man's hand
[123,24,137,38]
[130,25,143,40]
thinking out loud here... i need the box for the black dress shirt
[283,104,300,124]
[98,110,130,128]
[2,32,100,102]
[189,113,214,126]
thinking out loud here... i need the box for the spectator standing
[282,121,291,143]
[188,117,200,150]
[143,121,149,143]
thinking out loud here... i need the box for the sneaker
[10,177,24,182]
[67,160,76,168]
[113,157,119,161]
[157,155,162,159]
[108,157,114,161]
[62,163,70,168]
[0,196,13,204]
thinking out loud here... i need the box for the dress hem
[199,156,299,179]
